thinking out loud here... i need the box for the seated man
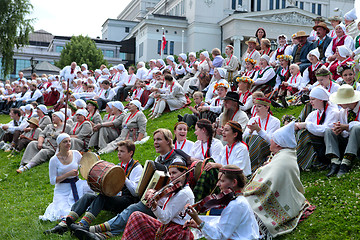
[94,80,116,110]
[244,121,312,238]
[70,129,189,239]
[325,84,360,177]
[291,31,315,72]
[44,140,143,235]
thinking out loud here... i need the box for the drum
[79,152,100,180]
[188,160,203,189]
[87,160,125,197]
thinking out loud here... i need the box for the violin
[146,181,183,208]
[187,189,236,214]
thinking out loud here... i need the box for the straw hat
[329,84,360,105]
[313,22,330,33]
[294,31,309,38]
[328,16,342,22]
[27,117,39,127]
[245,37,259,46]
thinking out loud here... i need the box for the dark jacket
[311,35,333,62]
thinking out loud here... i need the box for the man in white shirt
[60,62,77,86]
[135,62,148,81]
[94,80,116,110]
[23,83,43,104]
[0,108,28,147]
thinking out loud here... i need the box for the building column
[231,35,243,59]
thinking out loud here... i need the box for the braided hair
[196,119,213,158]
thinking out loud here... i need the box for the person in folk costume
[175,53,189,81]
[248,91,264,119]
[185,165,259,239]
[17,112,71,173]
[308,16,326,42]
[222,45,239,87]
[125,79,144,102]
[60,107,74,128]
[149,74,187,119]
[241,57,257,79]
[204,68,228,103]
[60,62,77,87]
[337,62,360,90]
[183,51,211,94]
[344,8,359,40]
[311,22,333,63]
[98,100,147,155]
[273,55,292,100]
[24,103,37,119]
[86,100,102,127]
[301,48,323,93]
[328,16,342,38]
[70,109,93,152]
[72,129,189,239]
[244,121,313,239]
[197,80,228,123]
[94,80,116,111]
[36,104,51,130]
[45,140,143,236]
[295,87,339,171]
[179,52,197,85]
[173,122,194,156]
[117,66,137,101]
[236,76,254,113]
[325,23,355,63]
[207,48,225,78]
[12,117,41,153]
[269,34,292,67]
[291,31,316,73]
[39,133,93,221]
[89,101,124,150]
[259,38,273,57]
[255,27,266,50]
[327,45,354,81]
[165,55,177,77]
[243,97,280,172]
[277,64,303,101]
[135,62,148,82]
[324,84,360,177]
[352,21,360,57]
[252,55,276,95]
[145,59,160,82]
[241,37,261,72]
[156,59,166,72]
[143,70,164,111]
[204,121,251,176]
[178,91,207,128]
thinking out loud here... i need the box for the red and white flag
[162,31,167,52]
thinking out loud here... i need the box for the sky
[29,0,132,38]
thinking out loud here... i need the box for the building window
[269,0,274,10]
[275,0,279,9]
[125,27,130,33]
[55,46,63,53]
[317,4,321,15]
[157,40,168,55]
[299,2,304,9]
[282,0,285,8]
[295,1,298,6]
[238,0,242,5]
[15,59,31,73]
[164,41,168,55]
[232,0,236,9]
[170,41,174,55]
[157,40,161,55]
[104,50,114,58]
[257,0,261,11]
[312,3,316,13]
[139,42,144,58]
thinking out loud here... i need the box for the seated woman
[241,57,257,79]
[270,34,292,67]
[103,161,194,240]
[70,109,93,152]
[222,45,239,86]
[25,104,37,119]
[197,80,229,123]
[252,55,276,95]
[204,121,251,176]
[248,91,264,119]
[86,100,102,127]
[327,45,353,81]
[295,87,339,170]
[325,23,354,63]
[17,112,72,173]
[204,68,227,103]
[301,48,323,93]
[236,76,254,113]
[337,62,360,90]
[244,122,312,239]
[243,97,280,172]
[278,64,303,97]
[39,133,92,221]
[125,79,144,102]
[260,38,273,57]
[60,108,74,127]
[149,74,187,119]
[36,104,51,130]
[90,101,125,150]
[184,165,259,240]
[173,121,194,155]
[274,55,291,93]
[98,100,147,155]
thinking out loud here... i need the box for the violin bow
[62,77,70,133]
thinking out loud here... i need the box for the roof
[22,61,61,72]
[29,30,54,43]
[53,36,123,45]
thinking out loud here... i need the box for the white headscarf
[178,53,187,62]
[309,86,330,101]
[344,8,357,21]
[56,133,70,146]
[53,111,65,122]
[130,100,143,111]
[216,68,226,79]
[201,51,209,58]
[307,48,320,61]
[272,121,297,148]
[337,45,353,58]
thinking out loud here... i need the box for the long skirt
[122,211,194,240]
[192,158,219,202]
[245,135,271,172]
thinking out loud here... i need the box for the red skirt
[122,211,194,240]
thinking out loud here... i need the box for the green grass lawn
[0,105,359,239]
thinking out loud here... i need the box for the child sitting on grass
[178,91,207,128]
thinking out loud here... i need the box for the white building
[102,0,355,62]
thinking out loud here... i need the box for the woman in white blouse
[243,97,280,172]
[185,165,259,240]
[204,121,251,176]
[173,121,194,155]
[39,133,92,221]
[295,86,339,170]
[121,161,194,239]
[236,76,254,113]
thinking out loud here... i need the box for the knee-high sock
[79,211,96,227]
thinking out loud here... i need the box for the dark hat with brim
[313,22,330,33]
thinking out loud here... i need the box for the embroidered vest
[118,159,141,197]
[332,36,346,53]
[307,63,323,84]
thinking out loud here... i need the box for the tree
[55,35,108,70]
[0,0,33,77]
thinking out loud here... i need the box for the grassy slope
[0,106,359,239]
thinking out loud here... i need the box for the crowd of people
[1,7,359,240]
